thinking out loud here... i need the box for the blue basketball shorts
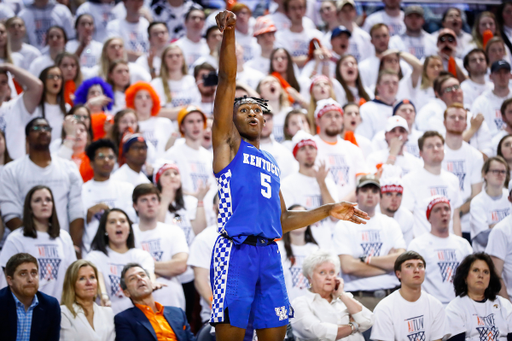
[209,235,294,329]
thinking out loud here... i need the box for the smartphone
[334,279,340,291]
[203,71,219,87]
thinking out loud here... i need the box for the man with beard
[471,61,512,135]
[194,63,217,117]
[0,253,61,340]
[334,174,406,311]
[435,28,466,83]
[460,48,493,107]
[0,118,84,250]
[362,0,405,37]
[441,103,484,242]
[313,98,368,201]
[281,130,338,248]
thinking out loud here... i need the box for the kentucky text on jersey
[243,153,281,178]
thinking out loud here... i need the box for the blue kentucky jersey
[216,139,283,241]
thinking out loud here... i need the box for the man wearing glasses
[81,139,137,257]
[436,28,466,83]
[0,117,84,253]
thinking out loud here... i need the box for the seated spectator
[55,52,83,106]
[135,22,170,79]
[81,139,136,255]
[58,120,94,182]
[132,183,188,310]
[60,260,115,341]
[339,102,373,158]
[190,25,222,71]
[366,115,422,176]
[0,185,76,301]
[0,253,61,341]
[106,0,149,62]
[29,26,67,79]
[492,100,512,156]
[470,157,511,252]
[408,195,473,306]
[232,3,259,63]
[307,75,336,132]
[498,135,512,176]
[194,63,217,117]
[107,60,131,113]
[486,37,509,67]
[333,55,372,108]
[433,7,472,58]
[76,0,121,42]
[270,48,310,105]
[435,28,467,83]
[245,17,277,75]
[149,0,193,41]
[291,249,373,340]
[402,131,462,237]
[277,205,320,302]
[0,117,84,248]
[281,109,311,151]
[257,75,292,142]
[235,44,266,91]
[414,56,443,111]
[5,16,41,70]
[460,48,493,107]
[371,251,449,341]
[175,7,209,69]
[362,0,405,37]
[85,208,156,315]
[467,12,509,59]
[334,174,406,311]
[446,252,512,340]
[301,30,342,79]
[66,14,102,69]
[111,133,151,186]
[114,263,195,340]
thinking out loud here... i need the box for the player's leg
[255,326,288,341]
[215,323,247,341]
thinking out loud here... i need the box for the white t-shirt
[14,43,42,71]
[271,106,292,143]
[277,241,320,302]
[150,0,193,41]
[0,155,83,231]
[412,80,436,112]
[235,26,260,63]
[491,130,510,157]
[313,135,368,200]
[265,12,316,32]
[81,179,136,255]
[486,215,512,300]
[358,55,412,92]
[260,138,299,179]
[33,102,71,142]
[138,117,174,159]
[392,206,414,247]
[111,163,151,187]
[408,233,473,305]
[175,36,210,69]
[471,89,512,135]
[331,80,374,108]
[366,149,423,176]
[106,18,149,54]
[28,54,54,78]
[82,63,151,84]
[389,31,437,60]
[322,26,373,63]
[356,99,394,140]
[66,40,103,69]
[245,55,270,75]
[372,128,422,159]
[275,27,323,58]
[0,228,76,301]
[371,290,448,341]
[135,54,162,76]
[236,66,266,92]
[461,78,494,108]
[362,10,406,36]
[281,172,339,249]
[133,222,189,310]
[76,2,121,42]
[187,225,218,323]
[333,213,406,292]
[85,247,154,315]
[1,95,34,159]
[471,189,511,252]
[402,168,463,237]
[150,75,201,108]
[446,295,512,340]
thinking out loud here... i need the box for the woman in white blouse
[60,259,115,341]
[291,249,374,341]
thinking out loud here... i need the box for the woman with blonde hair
[150,44,201,120]
[414,55,443,110]
[307,75,337,133]
[60,259,115,341]
[56,52,83,106]
[0,21,13,65]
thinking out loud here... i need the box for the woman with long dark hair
[333,55,371,107]
[446,253,512,340]
[56,52,83,106]
[0,185,76,301]
[270,47,309,107]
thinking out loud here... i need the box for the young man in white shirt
[265,0,316,32]
[0,118,83,250]
[402,131,463,237]
[492,98,512,155]
[245,17,277,75]
[111,133,151,186]
[81,139,136,255]
[313,98,368,201]
[371,251,449,341]
[389,6,437,60]
[366,115,422,176]
[362,0,405,37]
[442,103,484,241]
[150,0,193,41]
[231,3,259,63]
[106,0,149,62]
[194,63,216,117]
[408,196,473,305]
[281,131,338,248]
[357,69,399,140]
[135,22,170,78]
[334,174,406,311]
[335,0,373,62]
[132,183,188,310]
[460,48,493,107]
[176,7,209,70]
[471,60,512,135]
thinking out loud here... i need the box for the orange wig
[125,82,161,117]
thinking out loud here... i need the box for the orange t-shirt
[72,152,94,182]
[135,302,177,341]
[90,112,113,141]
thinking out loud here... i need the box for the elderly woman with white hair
[291,250,374,341]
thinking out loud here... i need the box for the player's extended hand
[329,202,369,224]
[216,10,237,33]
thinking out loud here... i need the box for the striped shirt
[12,292,39,341]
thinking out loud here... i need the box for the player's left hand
[329,202,369,224]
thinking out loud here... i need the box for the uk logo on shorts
[275,306,288,321]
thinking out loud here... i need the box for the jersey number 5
[261,173,271,198]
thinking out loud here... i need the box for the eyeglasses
[442,85,461,94]
[73,114,89,121]
[489,169,507,175]
[46,74,62,80]
[96,153,115,161]
[30,125,52,132]
[439,36,455,43]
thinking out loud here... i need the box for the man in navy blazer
[0,253,61,341]
[115,263,196,341]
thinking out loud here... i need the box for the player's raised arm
[212,11,238,153]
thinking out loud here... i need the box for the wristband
[197,201,204,207]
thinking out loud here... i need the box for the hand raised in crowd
[86,203,110,224]
[313,160,329,184]
[63,115,78,139]
[100,293,111,307]
[86,95,112,113]
[191,181,211,202]
[388,135,406,157]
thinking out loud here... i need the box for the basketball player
[211,10,370,341]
